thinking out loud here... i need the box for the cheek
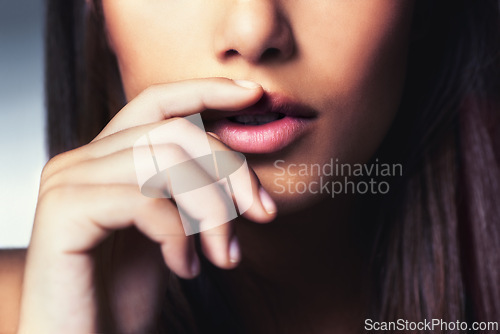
[102,0,215,100]
[255,1,413,210]
[293,0,413,161]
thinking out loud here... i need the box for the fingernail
[191,255,201,276]
[259,187,277,215]
[229,236,241,263]
[234,80,261,89]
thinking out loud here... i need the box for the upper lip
[201,92,318,122]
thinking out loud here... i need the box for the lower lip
[207,116,312,154]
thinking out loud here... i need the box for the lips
[202,92,317,154]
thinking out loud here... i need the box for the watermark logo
[273,159,402,197]
[133,114,253,236]
[365,318,498,332]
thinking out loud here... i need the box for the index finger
[93,78,263,141]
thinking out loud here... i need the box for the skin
[103,0,414,211]
[15,0,415,333]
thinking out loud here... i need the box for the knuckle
[154,142,187,160]
[141,84,164,99]
[40,154,62,181]
[170,117,192,134]
[39,184,78,209]
[40,151,73,186]
[141,196,165,213]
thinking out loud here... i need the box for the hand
[18,78,276,334]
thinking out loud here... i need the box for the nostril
[225,49,240,58]
[222,47,287,63]
[260,48,281,62]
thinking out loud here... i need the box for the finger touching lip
[203,91,318,154]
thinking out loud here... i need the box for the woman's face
[102,0,414,212]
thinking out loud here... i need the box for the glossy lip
[203,92,318,154]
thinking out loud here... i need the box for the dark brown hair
[45,0,124,157]
[45,0,500,332]
[367,1,500,330]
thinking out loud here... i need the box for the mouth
[227,113,286,126]
[202,92,317,154]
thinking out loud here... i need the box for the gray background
[0,0,46,248]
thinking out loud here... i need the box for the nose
[214,0,295,64]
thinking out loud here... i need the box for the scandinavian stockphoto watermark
[132,113,254,236]
[273,159,403,197]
